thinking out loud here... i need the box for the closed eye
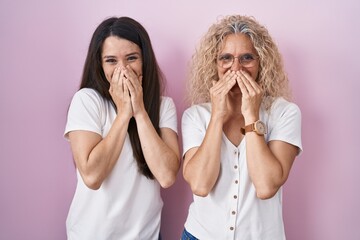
[105,58,117,63]
[218,54,233,61]
[240,53,256,62]
[127,54,140,62]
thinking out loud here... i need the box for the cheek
[252,63,260,80]
[244,66,259,81]
[252,68,260,81]
[217,66,226,79]
[134,64,143,77]
[103,66,114,82]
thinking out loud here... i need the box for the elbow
[193,188,210,197]
[256,190,276,200]
[184,173,211,197]
[159,177,176,189]
[254,176,286,200]
[190,184,211,197]
[82,174,103,190]
[158,172,177,189]
[158,156,180,189]
[255,186,279,200]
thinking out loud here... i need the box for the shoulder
[73,88,102,100]
[160,96,177,113]
[268,97,301,117]
[182,102,211,123]
[160,96,175,106]
[265,98,303,152]
[71,88,105,105]
[183,102,211,115]
[264,97,302,133]
[69,88,108,114]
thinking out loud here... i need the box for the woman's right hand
[209,70,237,121]
[109,66,133,119]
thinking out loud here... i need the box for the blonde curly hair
[187,15,291,110]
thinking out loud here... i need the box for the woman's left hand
[236,70,263,122]
[122,65,145,118]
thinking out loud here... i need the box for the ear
[139,75,143,85]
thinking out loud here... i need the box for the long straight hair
[80,17,164,179]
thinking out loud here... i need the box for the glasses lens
[218,53,258,68]
[240,54,257,67]
[218,54,234,68]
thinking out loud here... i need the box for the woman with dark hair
[64,16,180,239]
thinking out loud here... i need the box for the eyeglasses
[217,53,259,68]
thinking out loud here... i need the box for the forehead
[102,36,141,56]
[219,33,255,53]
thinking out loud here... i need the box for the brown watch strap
[240,123,255,135]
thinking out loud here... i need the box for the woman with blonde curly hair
[181,15,302,239]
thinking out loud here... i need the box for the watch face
[255,121,266,135]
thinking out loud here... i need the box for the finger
[239,70,260,92]
[112,67,121,84]
[119,70,127,91]
[223,70,236,83]
[237,71,256,95]
[212,78,235,98]
[124,65,139,83]
[123,79,131,99]
[111,70,126,98]
[125,78,135,96]
[216,70,232,85]
[236,74,249,96]
[213,71,236,92]
[211,80,227,95]
[221,73,237,93]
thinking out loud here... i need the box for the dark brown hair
[80,16,164,179]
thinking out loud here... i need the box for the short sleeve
[268,101,303,154]
[64,89,103,139]
[181,105,208,157]
[159,97,178,133]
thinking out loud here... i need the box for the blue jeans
[181,228,198,240]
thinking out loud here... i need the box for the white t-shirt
[64,88,178,240]
[181,97,302,240]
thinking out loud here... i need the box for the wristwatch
[241,120,267,135]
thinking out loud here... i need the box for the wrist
[241,120,267,135]
[133,109,148,121]
[115,112,132,123]
[244,116,259,125]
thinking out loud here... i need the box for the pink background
[1,0,359,239]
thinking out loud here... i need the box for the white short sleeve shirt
[64,88,178,240]
[181,97,302,240]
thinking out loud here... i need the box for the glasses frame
[217,53,259,69]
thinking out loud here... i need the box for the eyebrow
[103,52,141,59]
[219,52,256,55]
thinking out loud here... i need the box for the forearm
[77,115,130,189]
[245,133,285,199]
[183,116,223,197]
[135,112,180,188]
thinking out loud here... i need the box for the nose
[231,58,244,71]
[117,59,126,68]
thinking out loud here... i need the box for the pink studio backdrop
[1,0,359,239]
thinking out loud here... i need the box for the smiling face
[217,33,260,81]
[101,36,142,82]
